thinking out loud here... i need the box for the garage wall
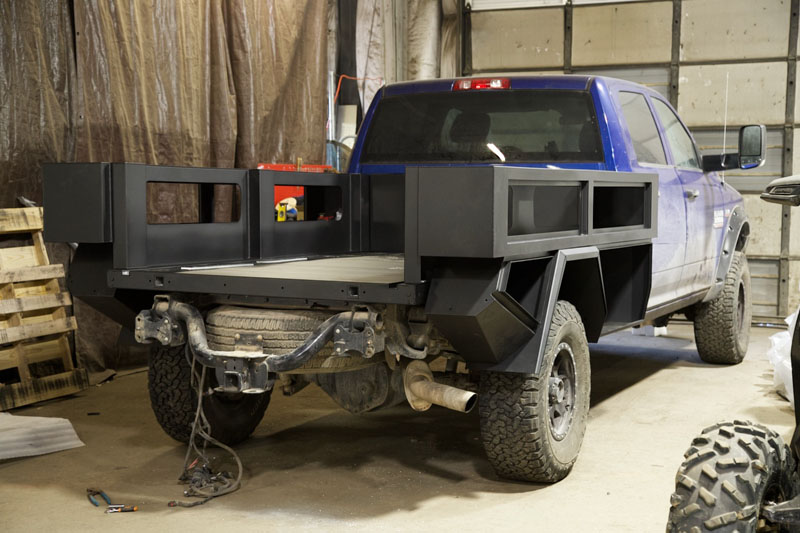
[463,0,799,319]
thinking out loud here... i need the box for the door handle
[686,189,700,199]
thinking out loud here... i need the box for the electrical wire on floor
[167,346,243,508]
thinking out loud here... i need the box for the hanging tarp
[441,0,460,78]
[406,0,441,80]
[353,0,446,116]
[74,1,238,166]
[225,0,328,167]
[0,0,76,208]
[356,0,385,113]
[1,0,330,379]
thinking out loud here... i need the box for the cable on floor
[167,346,243,508]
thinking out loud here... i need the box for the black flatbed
[108,254,427,305]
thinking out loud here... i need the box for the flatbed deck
[181,254,405,284]
[108,254,425,305]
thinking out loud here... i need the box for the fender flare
[703,204,749,303]
[425,247,607,375]
[490,246,606,374]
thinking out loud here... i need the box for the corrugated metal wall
[463,0,799,319]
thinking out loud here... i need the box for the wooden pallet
[0,207,88,410]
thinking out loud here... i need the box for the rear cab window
[360,90,603,164]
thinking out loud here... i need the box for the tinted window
[652,99,701,170]
[361,90,603,164]
[618,91,666,165]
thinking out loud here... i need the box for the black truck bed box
[44,163,657,308]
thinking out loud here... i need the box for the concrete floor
[0,323,794,532]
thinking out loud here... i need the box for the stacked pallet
[0,207,88,410]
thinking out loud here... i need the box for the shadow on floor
[590,333,700,407]
[1,329,717,520]
[120,405,548,518]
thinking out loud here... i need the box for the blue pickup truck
[43,75,766,484]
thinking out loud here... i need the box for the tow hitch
[135,296,384,394]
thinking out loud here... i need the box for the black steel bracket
[763,494,800,526]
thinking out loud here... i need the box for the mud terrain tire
[693,252,751,364]
[479,300,590,483]
[148,343,270,445]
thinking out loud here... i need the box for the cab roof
[381,75,663,100]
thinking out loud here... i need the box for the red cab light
[453,78,510,91]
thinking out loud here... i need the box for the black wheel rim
[759,479,788,532]
[548,342,577,441]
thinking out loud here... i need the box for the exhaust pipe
[403,360,477,413]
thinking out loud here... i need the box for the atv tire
[693,252,751,364]
[667,421,795,533]
[148,343,270,446]
[479,300,590,483]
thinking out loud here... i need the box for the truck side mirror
[702,124,767,172]
[738,124,767,169]
[761,176,800,207]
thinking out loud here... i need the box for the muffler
[402,360,477,413]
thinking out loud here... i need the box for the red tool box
[257,162,334,204]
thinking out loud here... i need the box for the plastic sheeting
[356,0,386,112]
[0,1,76,208]
[406,0,441,80]
[74,1,237,167]
[768,310,798,408]
[2,0,329,379]
[225,0,328,168]
[440,0,460,78]
[3,0,328,207]
[73,0,327,169]
[354,0,446,114]
[0,412,84,460]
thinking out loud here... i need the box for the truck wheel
[479,300,590,483]
[148,344,270,446]
[667,421,795,533]
[693,252,751,365]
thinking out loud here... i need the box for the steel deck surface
[178,254,405,284]
[108,254,423,305]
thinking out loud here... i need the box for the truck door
[617,91,686,309]
[651,98,720,295]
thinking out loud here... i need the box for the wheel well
[735,221,750,252]
[557,258,606,342]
